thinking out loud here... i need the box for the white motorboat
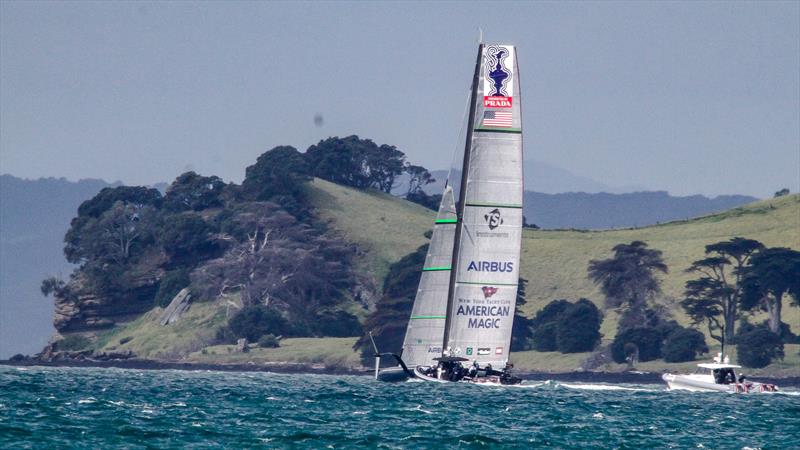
[662,353,778,393]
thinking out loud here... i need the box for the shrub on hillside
[154,269,190,307]
[315,310,363,337]
[228,305,291,342]
[56,335,93,351]
[257,334,280,348]
[662,327,708,362]
[736,324,784,368]
[555,299,602,353]
[610,327,663,363]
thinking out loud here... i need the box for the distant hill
[407,160,647,195]
[524,191,758,229]
[0,175,115,358]
[399,162,758,229]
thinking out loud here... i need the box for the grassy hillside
[309,180,798,344]
[519,193,800,342]
[62,184,798,375]
[310,188,798,374]
[306,178,434,287]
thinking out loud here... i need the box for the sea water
[1,366,798,449]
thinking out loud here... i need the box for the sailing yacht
[374,43,524,385]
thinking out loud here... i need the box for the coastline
[3,358,798,387]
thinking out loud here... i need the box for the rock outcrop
[159,288,192,325]
[53,271,162,332]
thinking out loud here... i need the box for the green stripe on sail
[457,281,519,286]
[474,127,522,134]
[465,202,523,209]
[422,266,451,272]
[435,218,457,224]
[410,315,446,320]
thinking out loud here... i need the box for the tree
[305,136,407,193]
[41,276,68,298]
[65,189,160,266]
[555,299,602,353]
[66,201,157,268]
[190,202,353,335]
[587,241,668,330]
[163,171,227,212]
[740,247,800,334]
[75,185,162,219]
[530,299,571,351]
[406,192,441,211]
[160,213,217,265]
[228,304,291,341]
[405,165,435,196]
[662,327,708,363]
[681,237,764,343]
[736,322,784,368]
[241,146,311,215]
[511,278,535,351]
[610,327,663,363]
[773,188,790,198]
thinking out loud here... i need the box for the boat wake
[554,382,660,392]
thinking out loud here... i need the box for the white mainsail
[399,185,457,368]
[396,43,522,374]
[442,44,523,367]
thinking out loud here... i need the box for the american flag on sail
[482,110,512,127]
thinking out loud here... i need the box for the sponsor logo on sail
[466,347,473,356]
[456,304,510,329]
[467,261,514,273]
[495,347,503,355]
[484,208,504,230]
[477,348,491,355]
[477,208,510,238]
[427,346,442,353]
[484,46,513,108]
[481,286,498,298]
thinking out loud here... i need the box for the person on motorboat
[467,361,478,378]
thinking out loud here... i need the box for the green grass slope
[314,187,798,374]
[519,193,800,343]
[305,178,434,287]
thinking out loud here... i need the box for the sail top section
[477,44,521,133]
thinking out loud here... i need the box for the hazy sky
[1,1,798,197]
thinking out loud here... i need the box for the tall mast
[441,44,483,353]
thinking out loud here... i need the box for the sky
[1,1,798,198]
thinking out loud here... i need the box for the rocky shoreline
[3,357,798,387]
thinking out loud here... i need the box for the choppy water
[1,366,798,449]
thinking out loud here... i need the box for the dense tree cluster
[45,135,436,342]
[610,321,707,364]
[42,135,441,344]
[530,299,602,353]
[588,238,796,368]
